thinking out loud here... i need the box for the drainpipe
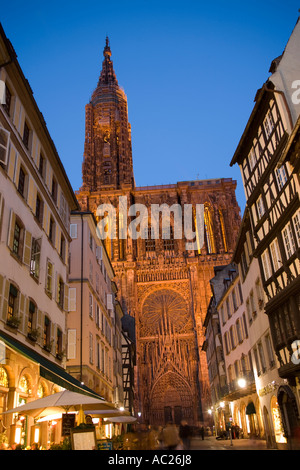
[80,214,84,383]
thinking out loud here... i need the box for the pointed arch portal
[149,371,194,425]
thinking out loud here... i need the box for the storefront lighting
[14,426,21,444]
[220,402,225,408]
[34,426,40,442]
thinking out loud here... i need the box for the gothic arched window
[219,209,228,252]
[204,206,216,253]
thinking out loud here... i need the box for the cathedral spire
[81,37,135,192]
[97,36,118,86]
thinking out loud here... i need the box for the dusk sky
[2,1,300,213]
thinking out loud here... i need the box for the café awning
[0,331,101,398]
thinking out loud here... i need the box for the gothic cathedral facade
[76,39,241,426]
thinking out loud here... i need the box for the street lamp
[237,378,246,388]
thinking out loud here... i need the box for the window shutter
[64,284,69,311]
[70,223,77,239]
[55,271,58,303]
[55,225,60,251]
[7,209,15,251]
[19,294,26,333]
[37,309,43,345]
[69,287,76,311]
[12,96,21,130]
[0,193,4,235]
[67,329,76,359]
[2,280,9,321]
[23,230,32,266]
[0,126,10,165]
[7,144,16,181]
[107,294,113,310]
[27,178,36,212]
[0,274,3,311]
[13,153,21,186]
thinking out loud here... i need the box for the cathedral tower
[82,38,134,191]
[76,39,241,427]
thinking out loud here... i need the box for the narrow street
[190,435,269,450]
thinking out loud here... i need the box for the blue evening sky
[1,1,300,212]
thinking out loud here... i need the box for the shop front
[0,333,116,449]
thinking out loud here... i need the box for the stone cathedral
[76,38,241,426]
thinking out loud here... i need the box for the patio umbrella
[3,390,116,420]
[84,409,130,418]
[107,416,137,423]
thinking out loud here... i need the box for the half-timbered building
[230,17,300,449]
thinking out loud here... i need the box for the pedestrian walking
[159,422,180,450]
[200,426,205,440]
[179,420,191,449]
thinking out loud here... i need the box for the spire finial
[103,36,111,58]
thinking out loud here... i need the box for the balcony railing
[220,370,256,400]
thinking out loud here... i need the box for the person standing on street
[179,420,191,449]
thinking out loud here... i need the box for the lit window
[27,300,36,337]
[46,259,53,296]
[0,366,8,387]
[19,375,29,393]
[43,316,51,350]
[30,238,41,280]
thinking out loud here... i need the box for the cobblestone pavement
[190,435,269,450]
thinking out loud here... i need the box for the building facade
[230,17,300,449]
[67,211,124,409]
[76,38,242,426]
[0,24,91,448]
[232,210,287,448]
